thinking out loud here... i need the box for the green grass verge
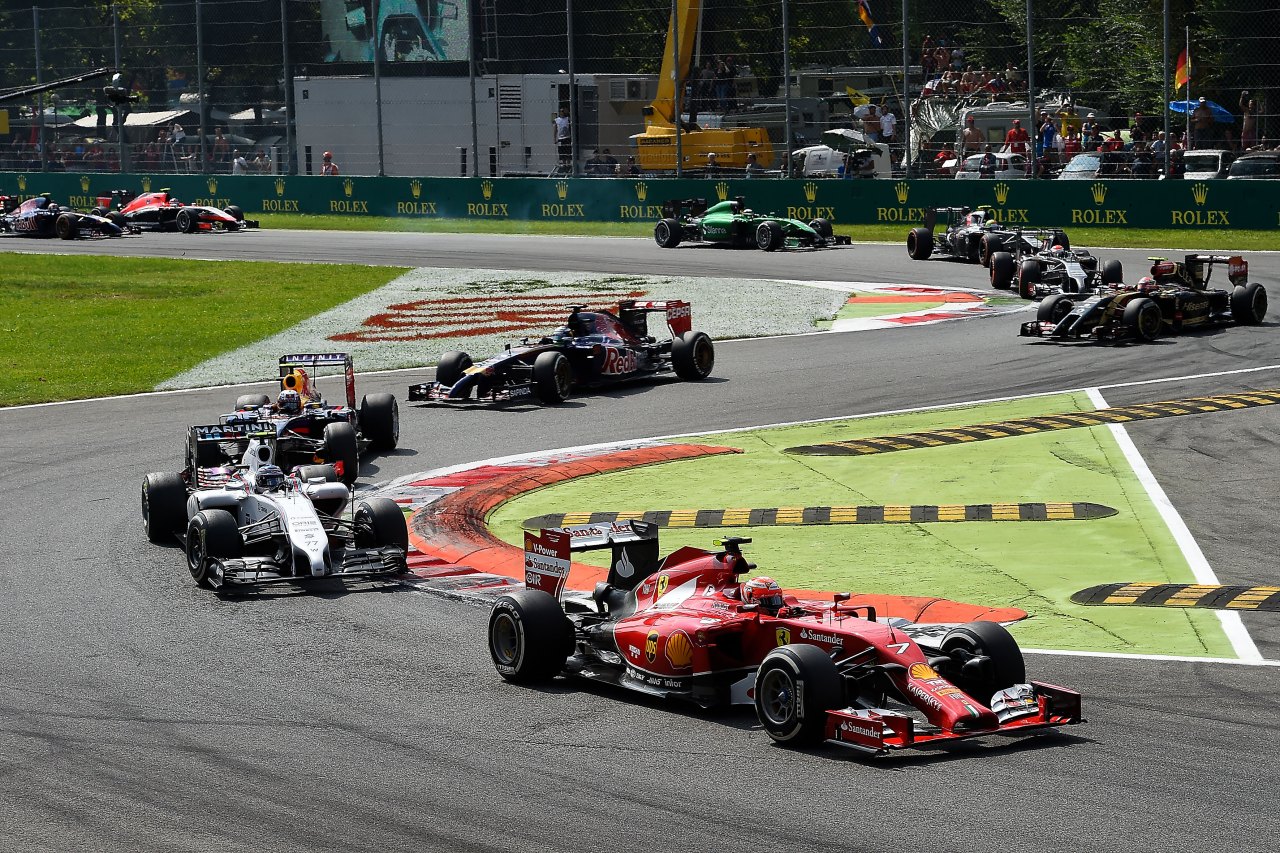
[258,213,1280,251]
[0,253,406,405]
[488,393,1234,658]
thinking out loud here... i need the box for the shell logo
[908,662,940,680]
[665,630,693,669]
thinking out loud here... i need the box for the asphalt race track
[3,233,1280,851]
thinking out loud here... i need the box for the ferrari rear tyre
[176,208,197,233]
[1017,258,1041,300]
[979,234,1002,267]
[755,644,842,747]
[654,218,682,249]
[1124,297,1162,341]
[807,217,833,239]
[1232,282,1267,325]
[235,393,271,410]
[489,589,574,683]
[1050,229,1071,251]
[55,213,79,240]
[1101,259,1124,285]
[672,330,715,380]
[323,421,360,485]
[755,220,785,251]
[435,350,472,388]
[533,351,572,403]
[989,251,1015,290]
[907,227,933,260]
[142,472,187,543]
[1037,294,1075,325]
[940,621,1025,703]
[225,205,244,221]
[355,497,409,553]
[186,509,242,589]
[359,393,399,451]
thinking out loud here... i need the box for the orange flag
[1174,48,1190,90]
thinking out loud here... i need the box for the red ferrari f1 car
[488,525,1082,755]
[93,188,258,232]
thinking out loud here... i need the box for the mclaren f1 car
[654,197,850,251]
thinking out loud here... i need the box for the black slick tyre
[979,234,1001,267]
[989,251,1015,290]
[755,220,785,251]
[654,218,682,248]
[1017,258,1041,299]
[323,421,360,485]
[359,393,399,451]
[755,643,842,747]
[1231,282,1267,325]
[807,217,833,239]
[435,350,472,387]
[225,205,244,221]
[672,330,714,380]
[1123,297,1162,341]
[355,497,409,553]
[293,463,340,483]
[907,227,933,260]
[940,620,1026,703]
[235,393,271,410]
[488,589,574,683]
[1101,259,1124,285]
[1037,293,1075,325]
[176,208,197,233]
[532,351,572,403]
[55,213,79,240]
[142,472,187,543]
[186,509,242,589]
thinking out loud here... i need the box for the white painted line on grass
[1024,648,1280,667]
[1086,386,1261,662]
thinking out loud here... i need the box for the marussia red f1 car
[408,300,714,404]
[1020,253,1267,343]
[488,525,1082,755]
[93,188,258,232]
[0,193,127,239]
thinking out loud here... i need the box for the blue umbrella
[1169,98,1234,123]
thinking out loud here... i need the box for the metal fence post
[281,0,295,175]
[901,0,910,177]
[34,6,46,172]
[672,0,682,178]
[373,0,385,175]
[196,0,208,173]
[782,0,792,178]
[567,0,577,177]
[113,1,127,172]
[468,0,478,177]
[1026,0,1035,174]
[1162,0,1170,175]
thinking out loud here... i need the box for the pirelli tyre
[1037,293,1076,325]
[435,350,473,388]
[1017,258,1041,300]
[654,217,682,249]
[55,213,80,240]
[359,393,399,451]
[989,251,1016,290]
[1124,297,1162,341]
[672,330,715,380]
[940,621,1026,703]
[293,463,341,483]
[488,589,574,683]
[755,643,843,746]
[907,227,933,260]
[354,497,409,552]
[979,233,1003,267]
[142,471,188,543]
[175,207,197,233]
[755,220,785,252]
[1101,259,1124,285]
[533,351,573,403]
[1231,282,1267,325]
[807,217,834,239]
[185,509,243,588]
[235,393,271,410]
[225,205,244,221]
[323,421,360,485]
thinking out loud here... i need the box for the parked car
[953,151,1030,179]
[1180,149,1236,180]
[1057,151,1134,179]
[1227,152,1280,179]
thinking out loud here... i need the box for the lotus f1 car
[141,430,407,591]
[0,193,128,239]
[488,525,1082,755]
[1020,254,1267,343]
[654,197,850,251]
[988,232,1124,299]
[204,354,399,485]
[408,300,714,405]
[93,188,258,232]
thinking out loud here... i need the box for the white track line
[1025,648,1280,667]
[1086,386,1262,662]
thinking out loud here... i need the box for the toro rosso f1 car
[0,193,128,239]
[489,526,1082,755]
[408,300,714,405]
[141,432,407,591]
[1020,254,1267,343]
[204,354,399,485]
[654,197,850,251]
[94,188,258,232]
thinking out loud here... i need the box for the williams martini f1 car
[93,188,258,232]
[408,300,714,404]
[488,525,1082,755]
[1020,254,1267,342]
[654,197,850,251]
[0,193,128,239]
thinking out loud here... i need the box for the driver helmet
[1136,275,1158,294]
[743,576,785,614]
[255,464,286,492]
[277,389,301,414]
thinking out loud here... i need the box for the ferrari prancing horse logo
[655,574,669,598]
[775,627,791,646]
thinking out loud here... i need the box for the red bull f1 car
[93,188,258,232]
[0,193,128,239]
[408,300,714,404]
[488,526,1082,755]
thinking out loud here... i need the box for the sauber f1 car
[988,232,1124,299]
[1020,254,1267,343]
[141,431,407,591]
[654,197,850,251]
[488,526,1082,755]
[408,300,714,405]
[203,354,399,485]
[93,188,259,232]
[0,193,128,239]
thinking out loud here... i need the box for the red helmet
[743,576,785,613]
[1136,275,1158,294]
[323,151,333,159]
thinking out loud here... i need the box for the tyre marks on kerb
[524,502,1116,530]
[1073,583,1280,612]
[785,389,1280,456]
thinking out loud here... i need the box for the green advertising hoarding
[1,171,1275,230]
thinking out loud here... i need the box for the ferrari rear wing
[526,521,661,598]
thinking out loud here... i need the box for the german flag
[1174,48,1190,90]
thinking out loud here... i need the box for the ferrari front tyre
[142,472,187,543]
[755,643,842,747]
[55,213,79,240]
[807,217,833,239]
[359,393,399,451]
[1101,259,1124,285]
[1037,293,1075,325]
[176,208,197,233]
[1123,297,1162,341]
[234,393,271,410]
[532,351,572,403]
[979,233,1002,267]
[1017,258,1041,300]
[755,220,785,251]
[323,421,360,485]
[225,205,244,221]
[906,227,933,260]
[989,251,1015,290]
[1231,282,1267,325]
[355,497,409,553]
[488,589,574,683]
[940,621,1026,704]
[654,218,682,249]
[672,330,715,380]
[435,350,472,388]
[186,509,242,589]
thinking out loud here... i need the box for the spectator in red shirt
[1004,119,1030,155]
